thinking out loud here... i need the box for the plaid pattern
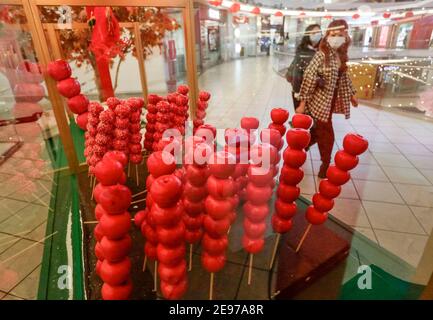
[299,51,356,122]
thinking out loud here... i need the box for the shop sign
[209,8,220,20]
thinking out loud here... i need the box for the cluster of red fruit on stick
[306,133,369,227]
[85,102,104,173]
[47,59,89,130]
[150,174,188,299]
[202,151,236,300]
[92,152,132,300]
[243,142,277,284]
[183,137,212,270]
[144,86,190,152]
[127,98,145,168]
[193,91,211,133]
[140,151,177,290]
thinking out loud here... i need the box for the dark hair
[319,19,351,72]
[296,24,321,52]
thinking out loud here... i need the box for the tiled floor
[201,56,433,269]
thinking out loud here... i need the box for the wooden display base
[274,208,350,299]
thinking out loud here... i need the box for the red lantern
[275,11,283,17]
[405,11,414,18]
[230,3,241,13]
[299,12,306,18]
[324,15,333,20]
[208,0,222,6]
[251,7,260,15]
[383,12,391,19]
[371,20,379,26]
[352,14,360,20]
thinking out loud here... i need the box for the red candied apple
[291,114,313,130]
[185,229,202,243]
[67,94,88,114]
[206,175,235,199]
[157,244,186,267]
[47,59,71,81]
[95,242,105,260]
[272,215,293,233]
[95,204,107,220]
[185,165,208,186]
[319,179,341,199]
[99,211,131,239]
[306,206,328,225]
[250,143,277,167]
[203,215,231,237]
[183,198,204,216]
[201,252,225,273]
[246,183,273,206]
[280,165,304,185]
[100,235,132,262]
[57,78,80,98]
[208,151,236,179]
[184,181,207,202]
[244,219,266,239]
[158,261,187,285]
[193,119,204,128]
[94,158,124,186]
[150,175,183,208]
[134,209,147,228]
[76,112,88,130]
[270,108,289,125]
[286,128,311,150]
[146,112,157,123]
[151,202,183,226]
[277,183,300,203]
[343,133,369,156]
[243,202,269,223]
[197,100,208,111]
[100,258,131,286]
[241,117,259,131]
[199,91,211,101]
[161,278,188,300]
[202,234,228,255]
[101,279,132,300]
[334,150,359,171]
[144,242,157,260]
[94,224,104,242]
[177,85,189,95]
[147,151,176,177]
[196,124,217,139]
[183,214,203,229]
[283,148,307,168]
[327,166,351,186]
[96,184,132,214]
[260,128,281,147]
[242,236,264,254]
[312,193,335,212]
[196,109,206,120]
[103,151,128,167]
[143,224,158,243]
[205,197,233,220]
[248,166,274,187]
[156,223,186,247]
[274,199,297,219]
[268,123,286,136]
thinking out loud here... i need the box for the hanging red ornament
[275,11,283,17]
[209,0,222,6]
[383,12,391,19]
[299,12,306,17]
[324,14,332,20]
[405,11,414,18]
[251,7,261,15]
[371,20,379,26]
[230,3,241,13]
[352,14,360,19]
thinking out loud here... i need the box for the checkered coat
[298,50,356,122]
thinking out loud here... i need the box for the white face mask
[310,33,322,45]
[327,36,346,49]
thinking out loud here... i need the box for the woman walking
[288,24,322,109]
[296,19,358,178]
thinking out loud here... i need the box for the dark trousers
[308,120,335,178]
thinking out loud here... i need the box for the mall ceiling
[240,0,433,10]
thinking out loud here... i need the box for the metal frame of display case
[4,0,200,173]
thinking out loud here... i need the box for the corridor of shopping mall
[2,0,433,302]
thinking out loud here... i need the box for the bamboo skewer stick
[37,180,54,198]
[131,198,146,205]
[248,254,254,285]
[128,162,131,177]
[91,178,96,200]
[209,273,214,300]
[135,164,139,186]
[142,255,147,272]
[32,193,53,212]
[132,189,147,198]
[153,261,158,292]
[295,224,312,253]
[269,233,281,269]
[188,244,193,271]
